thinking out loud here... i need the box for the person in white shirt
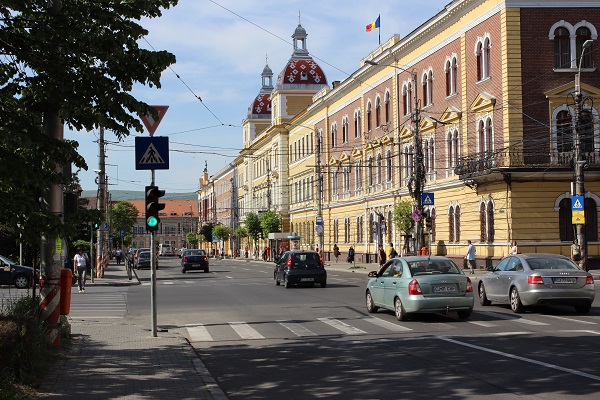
[73,247,89,293]
[465,240,476,274]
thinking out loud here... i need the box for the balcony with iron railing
[455,147,600,177]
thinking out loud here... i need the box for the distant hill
[81,190,197,201]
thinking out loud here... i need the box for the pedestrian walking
[378,244,387,267]
[510,241,519,255]
[388,243,398,259]
[465,240,476,274]
[347,246,355,263]
[73,247,89,293]
[333,244,340,262]
[115,247,122,265]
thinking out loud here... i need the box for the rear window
[186,250,206,256]
[291,253,321,268]
[526,258,579,270]
[139,252,151,259]
[408,259,461,275]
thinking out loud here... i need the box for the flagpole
[378,14,381,45]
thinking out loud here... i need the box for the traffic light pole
[150,170,157,337]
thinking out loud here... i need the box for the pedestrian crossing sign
[571,196,584,211]
[422,192,434,206]
[135,137,169,170]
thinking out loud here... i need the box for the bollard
[60,269,72,315]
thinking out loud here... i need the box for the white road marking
[163,281,174,285]
[540,314,596,325]
[468,320,497,327]
[559,330,600,335]
[186,324,213,342]
[318,317,366,335]
[277,320,317,336]
[184,281,194,284]
[225,276,234,279]
[439,336,600,381]
[229,322,265,339]
[478,311,549,326]
[360,316,413,332]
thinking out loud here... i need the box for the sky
[66,0,452,194]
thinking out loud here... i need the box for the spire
[261,54,273,91]
[292,11,308,56]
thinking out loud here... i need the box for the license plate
[432,285,457,293]
[553,277,577,284]
[301,277,314,282]
[192,264,201,267]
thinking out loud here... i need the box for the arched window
[342,117,349,143]
[375,97,381,127]
[355,160,363,191]
[554,27,570,68]
[345,217,351,243]
[331,122,337,148]
[445,60,451,96]
[369,214,374,243]
[384,91,391,124]
[452,57,458,94]
[475,37,491,81]
[376,153,382,185]
[449,206,455,243]
[354,110,361,138]
[386,149,392,182]
[403,82,412,116]
[479,201,495,243]
[357,216,363,243]
[559,198,575,242]
[387,211,393,243]
[333,219,339,244]
[366,102,372,132]
[332,170,338,195]
[577,27,592,68]
[367,156,374,187]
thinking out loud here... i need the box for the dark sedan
[135,251,158,270]
[478,253,595,313]
[0,255,35,289]
[181,249,209,273]
[274,250,327,288]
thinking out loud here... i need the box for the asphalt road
[121,256,600,400]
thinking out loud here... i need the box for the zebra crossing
[184,312,599,344]
[68,287,128,320]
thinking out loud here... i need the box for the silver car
[365,256,474,320]
[478,253,595,313]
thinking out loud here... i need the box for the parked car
[181,249,209,273]
[274,250,327,288]
[135,250,158,270]
[478,253,595,313]
[176,248,186,258]
[365,256,474,321]
[0,255,35,289]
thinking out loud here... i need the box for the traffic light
[93,222,100,230]
[424,210,432,230]
[145,185,165,232]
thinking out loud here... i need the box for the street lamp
[365,60,425,253]
[573,39,594,270]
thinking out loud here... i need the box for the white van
[158,243,174,256]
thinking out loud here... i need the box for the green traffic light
[147,216,159,228]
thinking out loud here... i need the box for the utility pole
[573,39,594,270]
[411,69,425,254]
[96,126,106,278]
[266,159,272,210]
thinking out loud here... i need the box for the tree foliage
[199,223,214,243]
[186,231,198,248]
[259,211,281,239]
[393,200,415,235]
[245,213,262,242]
[213,224,231,242]
[0,1,177,246]
[110,201,139,244]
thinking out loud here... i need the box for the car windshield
[291,253,321,268]
[526,257,579,270]
[407,259,461,275]
[139,252,151,259]
[186,250,206,256]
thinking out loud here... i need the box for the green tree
[110,201,139,246]
[259,210,281,239]
[245,213,262,243]
[393,200,415,253]
[213,225,231,242]
[186,231,198,248]
[0,1,177,246]
[199,223,214,243]
[235,226,249,247]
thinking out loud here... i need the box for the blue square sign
[135,137,169,170]
[572,196,584,211]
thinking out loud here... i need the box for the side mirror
[368,271,378,278]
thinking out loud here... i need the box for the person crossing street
[73,247,90,293]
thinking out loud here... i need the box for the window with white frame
[342,116,349,143]
[354,109,361,138]
[447,129,459,175]
[355,160,363,191]
[367,156,374,187]
[375,96,381,127]
[549,21,597,69]
[356,215,363,243]
[384,91,391,125]
[343,166,350,193]
[376,153,382,185]
[386,149,392,182]
[478,117,493,156]
[445,55,458,96]
[475,34,491,81]
[344,217,351,243]
[479,198,495,243]
[448,203,461,243]
[422,69,433,106]
[402,82,412,116]
[366,101,373,132]
[331,122,337,148]
[332,170,338,196]
[403,144,413,183]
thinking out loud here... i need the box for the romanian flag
[366,16,380,32]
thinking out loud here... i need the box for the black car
[274,250,327,288]
[181,249,209,273]
[135,251,158,270]
[0,255,34,289]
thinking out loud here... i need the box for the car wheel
[205,268,209,273]
[275,276,280,286]
[394,297,407,321]
[284,276,291,288]
[575,303,591,314]
[366,291,378,313]
[479,282,491,306]
[510,287,524,313]
[182,268,186,274]
[14,274,30,289]
[320,281,327,288]
[457,309,472,319]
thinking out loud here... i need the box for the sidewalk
[36,260,227,400]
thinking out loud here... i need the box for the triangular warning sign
[141,105,169,136]
[139,143,164,165]
[573,199,583,209]
[423,195,433,205]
